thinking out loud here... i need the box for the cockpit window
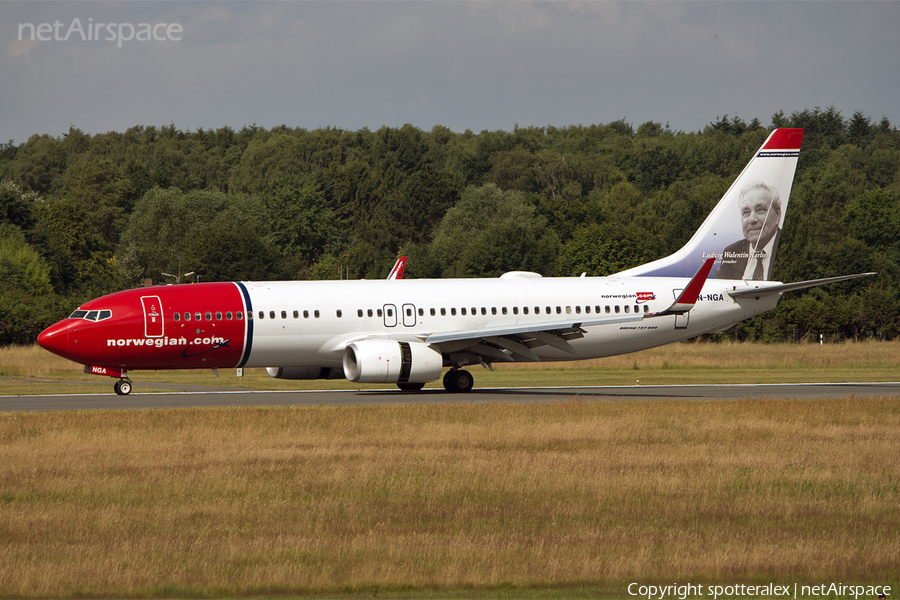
[69,309,112,322]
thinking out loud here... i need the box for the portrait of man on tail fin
[715,180,782,280]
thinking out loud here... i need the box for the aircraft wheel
[114,380,132,395]
[443,369,473,393]
[397,382,425,391]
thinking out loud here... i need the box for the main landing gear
[113,378,133,395]
[443,369,474,393]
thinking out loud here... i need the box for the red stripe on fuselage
[38,283,248,370]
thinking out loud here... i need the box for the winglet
[387,256,407,280]
[651,257,715,316]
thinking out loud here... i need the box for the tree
[118,187,270,284]
[427,184,559,278]
[262,175,340,265]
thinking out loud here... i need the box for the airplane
[37,128,874,395]
[387,256,407,280]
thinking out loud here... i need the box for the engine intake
[343,340,443,384]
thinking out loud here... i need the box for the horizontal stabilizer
[728,272,877,298]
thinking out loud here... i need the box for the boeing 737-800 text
[37,129,873,395]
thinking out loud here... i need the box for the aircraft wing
[387,257,407,280]
[421,258,716,364]
[728,272,876,299]
[423,313,646,362]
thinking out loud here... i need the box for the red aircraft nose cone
[37,321,71,358]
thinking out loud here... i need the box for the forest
[1,107,898,346]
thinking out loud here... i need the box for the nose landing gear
[113,378,133,395]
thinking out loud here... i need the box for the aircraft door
[402,304,416,327]
[672,289,689,329]
[383,304,397,327]
[141,295,165,338]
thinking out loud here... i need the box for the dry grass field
[1,396,899,598]
[1,341,899,598]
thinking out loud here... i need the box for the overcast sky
[3,1,899,145]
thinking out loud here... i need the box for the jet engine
[266,366,344,380]
[343,340,443,384]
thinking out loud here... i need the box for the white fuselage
[240,275,780,369]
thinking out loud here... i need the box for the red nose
[37,321,73,360]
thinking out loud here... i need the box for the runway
[2,382,899,412]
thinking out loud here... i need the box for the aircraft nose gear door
[402,304,416,327]
[141,295,165,338]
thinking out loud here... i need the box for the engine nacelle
[343,340,443,384]
[266,366,344,380]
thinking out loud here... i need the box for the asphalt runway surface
[2,382,899,412]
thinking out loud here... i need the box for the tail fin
[617,128,803,280]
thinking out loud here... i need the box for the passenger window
[237,312,243,320]
[406,308,413,317]
[430,308,436,316]
[556,306,561,314]
[174,312,181,322]
[196,312,202,321]
[314,310,320,318]
[281,311,287,319]
[634,305,639,313]
[595,306,601,313]
[644,305,650,313]
[461,308,466,316]
[585,306,591,314]
[491,307,497,315]
[523,307,529,315]
[227,312,233,320]
[269,311,275,319]
[481,307,487,315]
[336,310,342,318]
[419,308,424,316]
[259,311,265,320]
[605,306,610,314]
[358,309,363,318]
[546,306,551,314]
[184,312,191,321]
[216,312,223,320]
[624,305,630,313]
[575,306,581,314]
[502,307,508,315]
[304,310,309,318]
[246,312,252,320]
[441,308,446,316]
[368,309,374,317]
[566,306,572,314]
[451,308,457,316]
[513,307,518,315]
[378,309,383,317]
[615,306,620,313]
